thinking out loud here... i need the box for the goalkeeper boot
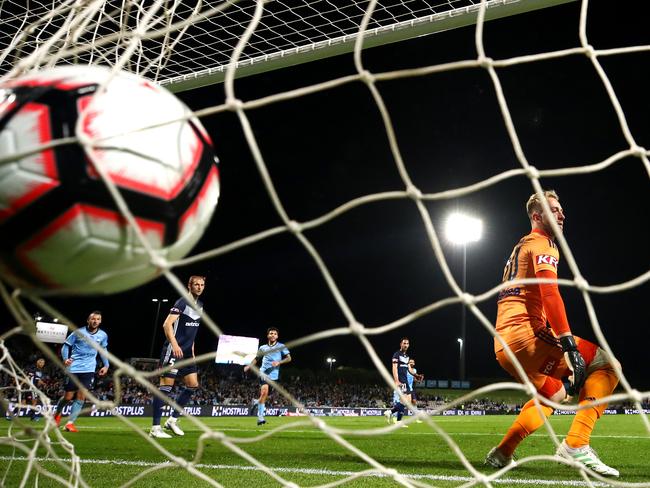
[164,417,185,436]
[64,422,78,433]
[485,447,515,468]
[556,440,619,477]
[257,419,266,426]
[149,425,172,439]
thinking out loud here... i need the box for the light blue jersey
[407,367,417,389]
[392,389,401,405]
[257,342,290,381]
[62,327,109,373]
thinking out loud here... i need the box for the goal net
[0,0,649,487]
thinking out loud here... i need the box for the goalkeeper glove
[560,335,586,396]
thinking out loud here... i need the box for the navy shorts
[159,346,197,379]
[259,369,278,387]
[64,372,95,392]
[399,383,413,395]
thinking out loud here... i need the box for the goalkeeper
[485,190,621,477]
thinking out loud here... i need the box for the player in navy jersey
[26,357,47,420]
[150,275,206,439]
[53,311,109,432]
[5,357,47,421]
[389,338,418,425]
[244,327,291,426]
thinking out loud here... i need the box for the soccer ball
[0,66,220,294]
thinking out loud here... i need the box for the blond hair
[187,275,206,286]
[526,190,559,218]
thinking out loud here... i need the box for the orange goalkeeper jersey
[495,229,560,353]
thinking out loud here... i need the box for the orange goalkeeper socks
[497,399,553,456]
[565,367,618,448]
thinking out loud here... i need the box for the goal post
[160,0,578,92]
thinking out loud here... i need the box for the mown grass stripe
[0,455,609,486]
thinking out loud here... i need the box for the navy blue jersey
[26,366,45,386]
[163,297,203,352]
[392,350,410,383]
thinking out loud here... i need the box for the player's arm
[161,312,182,358]
[61,333,77,366]
[244,347,262,372]
[408,366,424,382]
[98,334,109,376]
[536,268,585,394]
[392,360,400,386]
[273,353,291,367]
[243,356,257,373]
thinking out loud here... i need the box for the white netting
[0,0,573,90]
[1,0,649,487]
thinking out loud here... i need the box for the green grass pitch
[1,414,648,487]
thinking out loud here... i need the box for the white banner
[35,322,68,343]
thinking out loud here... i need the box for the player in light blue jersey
[150,275,206,439]
[244,327,291,425]
[407,358,424,423]
[53,311,109,432]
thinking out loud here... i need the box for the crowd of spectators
[1,357,515,410]
[2,355,649,412]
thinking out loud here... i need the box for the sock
[54,396,69,415]
[152,385,173,426]
[497,399,553,457]
[566,367,618,448]
[396,403,405,421]
[67,399,84,423]
[258,402,266,420]
[172,387,197,418]
[391,403,400,414]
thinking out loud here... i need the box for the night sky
[2,1,649,388]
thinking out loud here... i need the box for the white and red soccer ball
[0,66,220,294]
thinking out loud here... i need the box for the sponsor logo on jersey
[185,321,200,327]
[540,358,557,375]
[536,254,558,268]
[497,287,521,301]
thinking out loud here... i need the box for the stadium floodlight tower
[445,212,483,382]
[149,298,169,358]
[457,337,464,381]
[326,357,337,372]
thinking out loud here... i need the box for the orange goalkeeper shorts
[496,333,598,399]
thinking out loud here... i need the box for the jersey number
[501,244,522,283]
